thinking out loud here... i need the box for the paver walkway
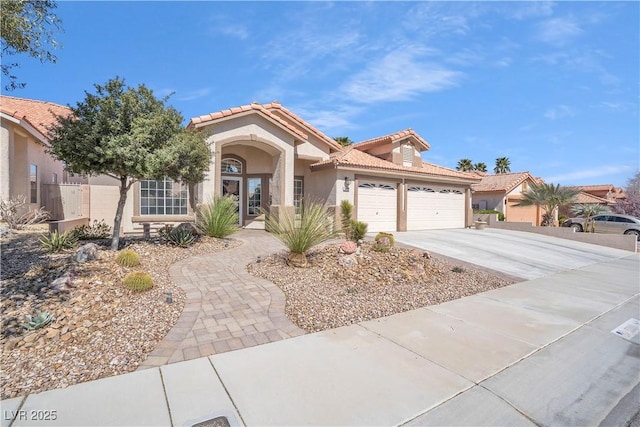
[137,230,305,370]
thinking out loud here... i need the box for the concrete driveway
[393,228,634,280]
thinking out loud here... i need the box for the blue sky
[4,1,639,187]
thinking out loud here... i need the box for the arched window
[221,158,242,174]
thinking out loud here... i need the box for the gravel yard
[248,242,515,333]
[0,225,238,399]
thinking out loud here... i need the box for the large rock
[75,243,99,263]
[337,254,357,269]
[340,241,357,255]
[0,226,10,238]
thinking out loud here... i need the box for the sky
[3,1,639,188]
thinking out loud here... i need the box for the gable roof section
[472,172,535,193]
[311,146,478,182]
[353,129,430,152]
[566,184,615,193]
[574,191,613,205]
[1,95,71,142]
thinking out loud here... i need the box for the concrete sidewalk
[2,255,638,426]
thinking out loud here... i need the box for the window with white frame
[140,178,188,215]
[221,158,242,174]
[294,178,303,214]
[29,164,37,203]
[247,177,262,216]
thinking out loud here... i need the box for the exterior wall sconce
[344,176,351,191]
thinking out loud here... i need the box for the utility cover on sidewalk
[611,318,640,344]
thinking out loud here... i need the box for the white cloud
[341,47,463,103]
[545,164,635,183]
[292,105,363,132]
[536,17,583,45]
[176,88,211,102]
[218,24,249,40]
[544,105,576,120]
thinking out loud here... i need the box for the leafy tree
[334,136,354,147]
[1,0,62,90]
[613,172,640,217]
[456,158,473,171]
[514,181,578,226]
[570,203,608,233]
[474,162,488,172]
[48,77,211,250]
[494,157,511,174]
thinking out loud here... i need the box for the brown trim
[245,174,270,220]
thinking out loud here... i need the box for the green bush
[476,209,505,221]
[71,219,112,239]
[39,231,77,253]
[116,249,140,267]
[196,196,240,238]
[349,219,368,242]
[340,200,354,239]
[123,271,153,292]
[167,227,197,247]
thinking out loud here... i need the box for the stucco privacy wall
[88,182,135,233]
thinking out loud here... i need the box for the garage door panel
[407,186,465,230]
[357,182,397,232]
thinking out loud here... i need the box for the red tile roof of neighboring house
[311,146,478,181]
[471,172,535,193]
[353,128,430,152]
[573,191,613,205]
[0,95,71,140]
[566,184,615,192]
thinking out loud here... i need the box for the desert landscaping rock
[75,242,100,263]
[249,242,514,333]
[0,225,239,399]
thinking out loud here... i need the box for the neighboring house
[1,97,481,233]
[565,184,626,203]
[559,191,613,219]
[471,171,543,225]
[0,96,85,218]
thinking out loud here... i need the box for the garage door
[506,198,540,225]
[407,186,465,230]
[357,182,397,232]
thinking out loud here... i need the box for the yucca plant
[21,311,54,331]
[196,196,240,238]
[123,271,154,292]
[340,200,354,240]
[116,249,140,267]
[266,198,337,267]
[349,219,368,242]
[39,231,77,253]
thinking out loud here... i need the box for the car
[562,213,640,240]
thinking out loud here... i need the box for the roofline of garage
[323,164,480,186]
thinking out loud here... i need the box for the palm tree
[334,136,354,147]
[474,162,488,172]
[570,203,608,233]
[514,182,578,226]
[494,157,511,174]
[456,158,474,171]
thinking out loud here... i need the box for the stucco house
[471,171,543,225]
[1,97,481,233]
[0,96,85,217]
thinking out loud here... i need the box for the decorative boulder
[340,240,357,255]
[287,252,308,268]
[337,254,357,269]
[0,226,10,238]
[51,273,74,291]
[75,243,99,263]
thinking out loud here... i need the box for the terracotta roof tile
[566,184,615,192]
[311,147,479,181]
[471,172,534,193]
[574,191,613,205]
[354,128,430,151]
[1,95,71,140]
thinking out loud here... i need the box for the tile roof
[353,128,430,152]
[471,172,534,193]
[566,184,615,192]
[311,146,479,181]
[574,191,613,205]
[0,95,71,140]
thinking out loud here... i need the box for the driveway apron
[137,230,305,369]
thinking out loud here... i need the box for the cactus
[123,271,153,292]
[21,311,54,330]
[116,249,140,267]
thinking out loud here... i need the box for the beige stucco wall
[89,184,135,233]
[472,193,505,212]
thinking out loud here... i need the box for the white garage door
[407,186,465,230]
[357,182,397,232]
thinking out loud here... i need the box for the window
[615,216,635,224]
[140,178,188,215]
[402,144,413,167]
[522,181,529,192]
[247,178,262,216]
[29,164,37,203]
[221,158,242,174]
[294,178,303,214]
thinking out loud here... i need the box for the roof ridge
[0,95,69,111]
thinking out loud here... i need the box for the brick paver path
[137,230,305,369]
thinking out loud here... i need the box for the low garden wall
[49,217,90,234]
[490,221,637,252]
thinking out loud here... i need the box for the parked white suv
[562,214,640,240]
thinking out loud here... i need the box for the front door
[222,177,242,225]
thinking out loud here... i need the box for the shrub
[349,219,368,242]
[123,271,153,292]
[21,311,54,331]
[0,195,50,229]
[476,209,505,221]
[451,266,465,273]
[39,231,77,253]
[71,219,112,240]
[340,200,354,239]
[166,227,197,247]
[196,196,240,238]
[116,249,140,267]
[266,198,336,267]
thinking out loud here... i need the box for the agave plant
[21,311,54,331]
[39,230,77,253]
[266,198,336,267]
